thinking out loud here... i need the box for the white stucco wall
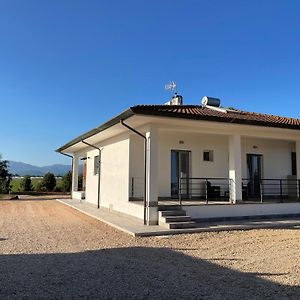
[184,203,300,219]
[241,137,294,179]
[128,131,295,199]
[129,135,144,198]
[85,134,143,220]
[158,131,229,197]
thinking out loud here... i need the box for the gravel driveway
[0,198,300,299]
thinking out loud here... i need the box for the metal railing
[242,178,300,203]
[179,177,232,205]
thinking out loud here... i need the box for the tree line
[0,155,73,194]
[19,172,73,192]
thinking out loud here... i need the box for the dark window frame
[203,150,214,162]
[291,152,297,176]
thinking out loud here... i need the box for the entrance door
[171,150,190,198]
[247,154,263,198]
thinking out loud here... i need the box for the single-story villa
[56,95,300,228]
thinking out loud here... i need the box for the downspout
[82,140,101,209]
[58,152,73,194]
[120,120,147,225]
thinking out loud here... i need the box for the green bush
[41,172,56,191]
[35,181,46,192]
[0,156,12,194]
[62,171,72,192]
[20,175,32,192]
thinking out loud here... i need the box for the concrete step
[160,215,192,224]
[159,210,187,217]
[158,205,182,211]
[165,221,197,229]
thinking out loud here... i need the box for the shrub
[62,171,72,192]
[41,172,56,191]
[35,181,45,192]
[20,175,32,192]
[54,185,62,192]
[0,155,12,194]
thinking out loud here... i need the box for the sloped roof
[56,104,300,153]
[131,105,300,129]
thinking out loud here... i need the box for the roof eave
[56,108,135,153]
[130,107,300,130]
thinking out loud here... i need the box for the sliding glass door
[171,150,190,198]
[247,154,263,198]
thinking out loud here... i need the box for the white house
[57,95,300,227]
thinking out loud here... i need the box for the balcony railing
[179,177,232,204]
[130,176,300,204]
[242,178,300,202]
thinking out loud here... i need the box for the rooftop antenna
[165,81,177,94]
[164,81,183,105]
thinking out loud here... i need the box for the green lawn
[10,177,63,193]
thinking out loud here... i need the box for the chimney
[164,93,183,105]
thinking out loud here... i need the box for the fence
[179,177,232,204]
[242,178,300,202]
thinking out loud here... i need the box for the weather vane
[165,81,177,94]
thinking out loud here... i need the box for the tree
[20,175,32,192]
[62,171,72,192]
[0,155,12,194]
[41,172,56,191]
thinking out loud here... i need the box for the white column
[295,141,300,197]
[229,134,242,203]
[146,127,159,225]
[72,155,79,197]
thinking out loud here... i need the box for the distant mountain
[8,161,81,176]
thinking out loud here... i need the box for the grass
[10,177,63,193]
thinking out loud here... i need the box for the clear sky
[1,0,300,166]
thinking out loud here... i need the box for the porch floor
[131,197,300,207]
[57,198,300,237]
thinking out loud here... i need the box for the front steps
[158,207,196,229]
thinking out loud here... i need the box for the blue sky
[1,0,300,166]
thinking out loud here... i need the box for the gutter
[82,140,102,209]
[120,120,147,225]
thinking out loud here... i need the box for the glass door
[247,154,263,198]
[171,150,190,198]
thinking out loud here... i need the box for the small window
[291,152,297,176]
[203,150,214,162]
[94,155,100,175]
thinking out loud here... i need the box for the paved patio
[58,198,300,236]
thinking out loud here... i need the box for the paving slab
[57,198,300,237]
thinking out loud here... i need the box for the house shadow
[0,247,299,299]
[0,198,63,202]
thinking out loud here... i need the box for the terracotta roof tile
[130,105,300,130]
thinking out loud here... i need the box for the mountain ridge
[8,161,79,176]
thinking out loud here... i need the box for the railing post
[179,178,182,205]
[205,178,208,204]
[229,178,232,203]
[280,179,283,203]
[298,180,300,202]
[260,180,263,203]
[131,177,134,198]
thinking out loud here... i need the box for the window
[94,155,100,175]
[291,152,297,176]
[203,150,214,162]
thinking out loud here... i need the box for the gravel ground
[1,198,300,299]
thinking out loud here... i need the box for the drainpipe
[58,152,73,194]
[82,140,101,209]
[120,120,147,225]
